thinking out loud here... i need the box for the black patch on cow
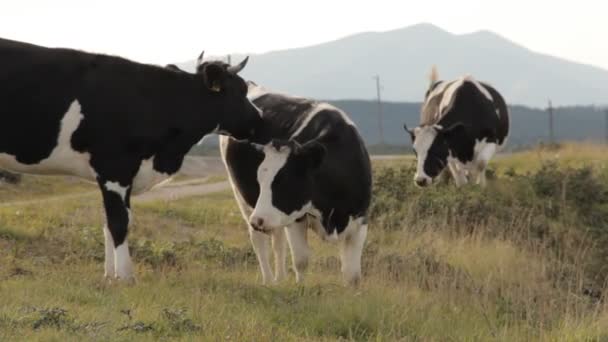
[224,93,372,235]
[415,80,510,177]
[99,179,130,246]
[0,37,262,253]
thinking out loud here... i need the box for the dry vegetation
[1,142,608,341]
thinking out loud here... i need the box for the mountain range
[178,23,608,108]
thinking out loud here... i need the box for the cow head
[248,139,326,232]
[195,52,262,141]
[404,122,466,187]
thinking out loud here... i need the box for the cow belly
[131,157,171,195]
[0,148,95,181]
[0,99,96,181]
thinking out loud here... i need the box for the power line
[372,75,385,145]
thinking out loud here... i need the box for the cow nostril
[415,178,429,187]
[250,217,264,230]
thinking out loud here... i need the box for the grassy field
[1,142,608,341]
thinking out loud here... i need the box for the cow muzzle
[414,176,431,187]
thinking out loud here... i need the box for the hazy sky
[2,0,606,69]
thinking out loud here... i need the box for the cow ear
[403,124,415,141]
[438,122,467,140]
[201,63,226,93]
[297,141,326,169]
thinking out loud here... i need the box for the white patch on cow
[439,78,466,116]
[285,219,311,283]
[412,126,438,184]
[0,100,95,180]
[103,225,115,279]
[474,139,497,165]
[447,156,469,187]
[271,228,288,282]
[290,103,355,139]
[104,181,128,200]
[221,136,284,284]
[249,145,312,229]
[249,228,274,284]
[247,82,271,101]
[338,217,367,286]
[438,76,494,117]
[463,76,494,102]
[114,242,134,280]
[132,157,172,195]
[423,81,450,122]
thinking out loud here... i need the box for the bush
[370,161,608,290]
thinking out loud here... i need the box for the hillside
[195,101,606,151]
[179,23,608,107]
[2,144,608,340]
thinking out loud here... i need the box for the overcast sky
[2,0,606,69]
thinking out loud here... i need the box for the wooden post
[373,75,385,145]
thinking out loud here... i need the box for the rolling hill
[178,23,608,108]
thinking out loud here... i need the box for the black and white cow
[0,38,262,281]
[404,69,509,187]
[220,83,372,286]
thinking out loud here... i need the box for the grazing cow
[0,38,262,281]
[220,83,372,286]
[404,68,509,187]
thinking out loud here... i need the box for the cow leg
[228,189,275,285]
[271,227,288,282]
[474,143,496,187]
[103,225,115,279]
[448,161,468,187]
[472,164,487,187]
[99,179,134,281]
[339,219,368,286]
[285,219,311,284]
[249,228,274,284]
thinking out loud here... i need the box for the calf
[0,38,261,281]
[404,68,509,187]
[220,83,372,285]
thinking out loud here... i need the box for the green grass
[1,142,608,340]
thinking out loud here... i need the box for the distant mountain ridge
[196,99,606,150]
[179,23,608,107]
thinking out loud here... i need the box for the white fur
[132,157,172,195]
[285,219,311,283]
[0,100,95,180]
[249,228,274,284]
[103,225,115,279]
[438,76,494,117]
[249,145,311,229]
[247,82,271,101]
[290,103,354,139]
[463,75,494,102]
[220,136,284,284]
[412,126,437,184]
[271,227,288,282]
[445,139,499,187]
[339,218,367,286]
[114,242,134,280]
[104,181,128,199]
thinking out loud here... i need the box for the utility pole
[547,100,554,145]
[227,54,232,65]
[372,75,385,145]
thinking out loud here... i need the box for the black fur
[0,37,261,248]
[410,79,510,178]
[224,92,372,235]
